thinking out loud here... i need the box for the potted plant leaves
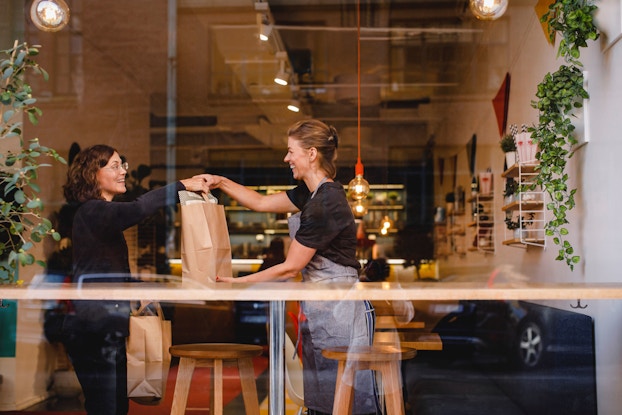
[1,41,66,283]
[503,178,519,205]
[500,133,517,167]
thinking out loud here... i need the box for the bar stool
[168,343,263,415]
[322,344,416,415]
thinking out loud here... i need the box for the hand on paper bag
[215,275,236,283]
[180,176,211,194]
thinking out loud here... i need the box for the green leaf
[2,109,14,123]
[13,190,25,204]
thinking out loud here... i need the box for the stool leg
[332,361,355,415]
[238,357,260,415]
[379,361,405,415]
[213,359,224,415]
[170,357,196,415]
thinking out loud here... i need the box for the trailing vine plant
[528,0,599,270]
[1,41,66,283]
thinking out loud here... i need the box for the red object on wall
[492,73,511,136]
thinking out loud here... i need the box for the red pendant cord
[355,0,364,177]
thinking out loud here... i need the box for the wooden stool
[322,344,416,415]
[168,343,263,415]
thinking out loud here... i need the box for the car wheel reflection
[432,300,594,370]
[515,320,545,369]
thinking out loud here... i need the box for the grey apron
[288,184,378,414]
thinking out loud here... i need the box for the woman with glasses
[61,144,210,415]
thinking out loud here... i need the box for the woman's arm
[195,174,296,213]
[217,239,315,283]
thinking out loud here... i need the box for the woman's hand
[180,176,211,194]
[193,173,223,190]
[215,275,237,283]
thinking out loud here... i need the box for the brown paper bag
[126,302,172,405]
[179,190,233,283]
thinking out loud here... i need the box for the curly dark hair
[63,144,117,203]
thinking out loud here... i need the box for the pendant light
[352,199,369,217]
[30,0,70,32]
[348,0,370,202]
[380,215,393,235]
[469,0,509,20]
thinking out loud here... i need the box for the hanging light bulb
[381,216,393,232]
[348,161,369,201]
[352,199,368,218]
[30,0,70,32]
[469,0,509,20]
[348,0,370,202]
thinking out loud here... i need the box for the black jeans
[63,328,128,415]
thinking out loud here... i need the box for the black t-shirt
[286,181,360,270]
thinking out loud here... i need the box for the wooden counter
[3,279,622,301]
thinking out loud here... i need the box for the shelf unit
[468,194,495,254]
[500,163,546,248]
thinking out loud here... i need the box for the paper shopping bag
[179,190,233,283]
[126,302,172,405]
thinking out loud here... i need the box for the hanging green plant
[1,41,66,284]
[528,0,599,270]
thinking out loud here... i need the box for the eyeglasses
[104,162,129,172]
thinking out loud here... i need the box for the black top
[286,181,360,270]
[72,182,185,282]
[67,182,184,335]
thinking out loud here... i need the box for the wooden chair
[322,344,416,415]
[168,343,263,415]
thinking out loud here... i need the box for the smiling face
[96,151,127,201]
[284,137,312,181]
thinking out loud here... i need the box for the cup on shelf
[478,171,493,195]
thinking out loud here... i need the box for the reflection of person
[258,237,286,271]
[61,144,209,415]
[360,258,415,324]
[202,119,378,415]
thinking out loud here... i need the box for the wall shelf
[468,194,495,254]
[501,163,546,249]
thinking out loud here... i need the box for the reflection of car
[432,300,595,369]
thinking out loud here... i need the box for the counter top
[3,278,622,301]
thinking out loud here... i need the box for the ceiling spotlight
[287,99,300,113]
[274,59,289,86]
[469,0,509,20]
[259,22,272,41]
[30,0,70,32]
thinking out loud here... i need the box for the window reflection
[0,291,595,414]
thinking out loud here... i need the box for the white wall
[476,2,622,413]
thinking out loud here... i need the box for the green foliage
[1,41,66,283]
[503,178,519,198]
[530,0,599,270]
[500,134,517,153]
